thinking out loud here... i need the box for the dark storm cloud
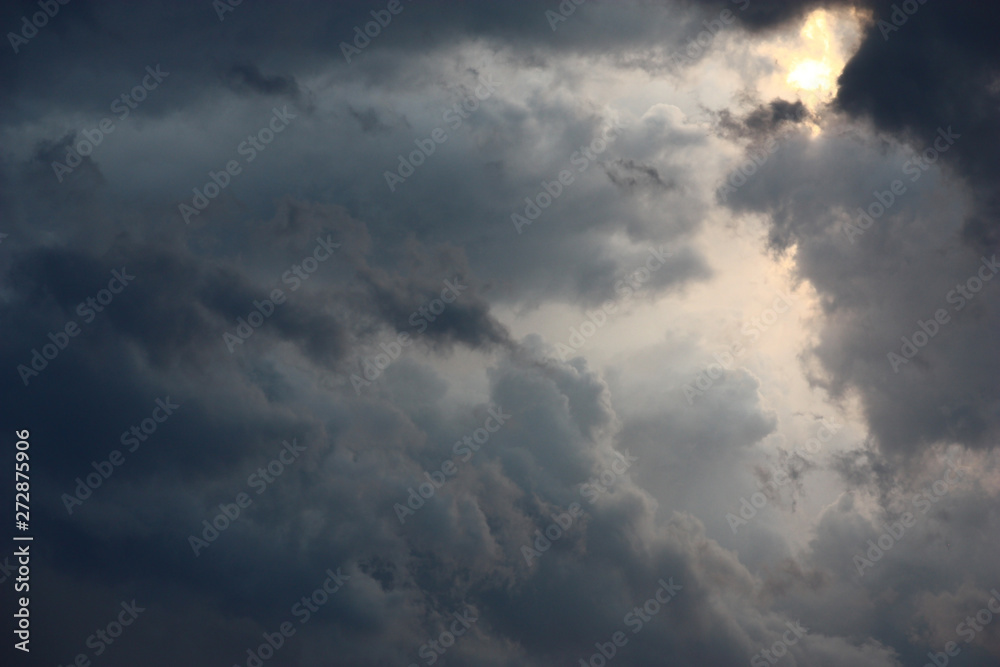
[2,0,999,665]
[2,0,719,309]
[690,0,854,30]
[715,98,811,142]
[715,1,1000,460]
[828,443,896,503]
[603,157,676,193]
[224,64,301,100]
[722,122,999,455]
[792,447,1000,662]
[685,1,1000,660]
[711,0,1000,458]
[0,0,851,121]
[348,105,393,134]
[0,203,512,667]
[353,242,512,351]
[835,0,1000,249]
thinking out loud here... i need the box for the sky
[1,1,999,666]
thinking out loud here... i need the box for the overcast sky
[2,1,999,666]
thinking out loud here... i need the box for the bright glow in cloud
[751,7,865,112]
[788,59,833,91]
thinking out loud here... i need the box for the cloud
[224,64,302,100]
[2,0,998,665]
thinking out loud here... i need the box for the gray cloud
[2,0,998,665]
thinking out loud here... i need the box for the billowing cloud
[2,1,998,665]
